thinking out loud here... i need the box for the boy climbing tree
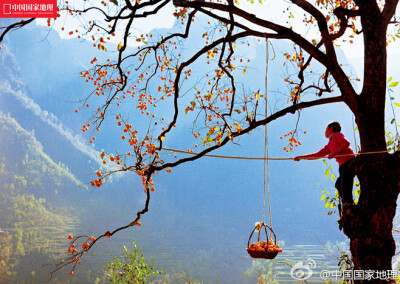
[294,122,356,210]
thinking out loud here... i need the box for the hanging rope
[264,39,271,228]
[245,40,280,260]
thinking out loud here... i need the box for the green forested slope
[0,112,81,282]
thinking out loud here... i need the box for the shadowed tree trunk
[341,10,400,281]
[343,154,399,283]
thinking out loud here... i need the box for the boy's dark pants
[335,158,356,204]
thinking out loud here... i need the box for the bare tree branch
[156,95,343,171]
[173,0,358,113]
[157,30,267,149]
[382,0,400,25]
[0,18,35,43]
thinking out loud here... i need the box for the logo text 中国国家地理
[1,0,57,18]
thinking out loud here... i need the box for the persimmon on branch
[174,0,360,109]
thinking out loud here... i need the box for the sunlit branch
[0,18,35,43]
[122,9,197,65]
[69,6,129,21]
[219,5,237,120]
[70,0,168,34]
[121,0,134,10]
[196,7,260,34]
[206,105,233,132]
[135,0,170,18]
[47,187,151,277]
[129,10,197,95]
[289,0,360,109]
[382,0,400,24]
[295,41,324,103]
[83,0,175,127]
[47,157,155,277]
[332,7,360,41]
[94,13,134,127]
[300,84,331,97]
[90,22,111,34]
[156,95,343,171]
[157,30,257,150]
[291,0,334,49]
[298,66,333,98]
[173,0,329,66]
[173,0,358,109]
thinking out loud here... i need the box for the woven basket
[247,222,280,260]
[247,246,279,259]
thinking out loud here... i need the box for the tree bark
[342,154,399,283]
[340,13,400,283]
[320,12,398,281]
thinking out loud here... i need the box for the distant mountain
[0,112,81,283]
[0,112,82,189]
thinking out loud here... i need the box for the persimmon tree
[2,0,400,282]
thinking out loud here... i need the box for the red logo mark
[0,0,57,18]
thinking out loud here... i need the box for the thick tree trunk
[342,153,399,283]
[345,86,398,283]
[340,12,400,283]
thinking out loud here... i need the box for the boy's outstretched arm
[294,155,323,161]
[294,146,330,161]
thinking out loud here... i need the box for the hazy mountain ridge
[0,111,83,189]
[0,112,81,283]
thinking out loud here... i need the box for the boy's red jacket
[304,132,354,166]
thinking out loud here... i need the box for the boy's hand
[294,156,302,161]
